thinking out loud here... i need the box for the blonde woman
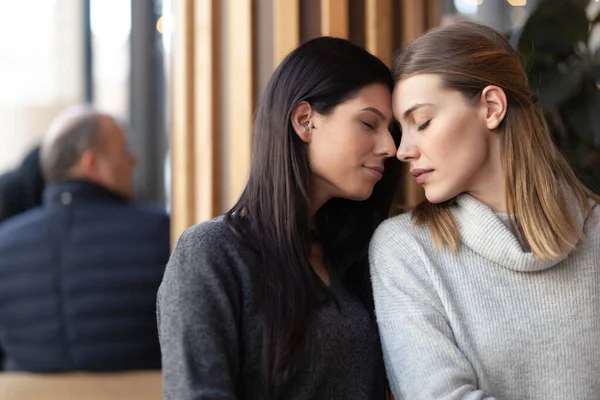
[370,21,600,399]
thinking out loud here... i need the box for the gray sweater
[157,218,386,399]
[370,193,600,400]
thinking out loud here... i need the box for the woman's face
[393,74,501,204]
[307,83,397,207]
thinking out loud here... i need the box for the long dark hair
[226,37,401,394]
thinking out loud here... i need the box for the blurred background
[0,0,598,398]
[0,0,169,204]
[1,0,599,239]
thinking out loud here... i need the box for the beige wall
[0,105,71,173]
[0,0,84,174]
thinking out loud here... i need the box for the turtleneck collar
[453,193,586,272]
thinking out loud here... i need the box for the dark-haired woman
[158,36,402,399]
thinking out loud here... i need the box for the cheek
[308,125,378,198]
[310,122,362,168]
[433,116,487,171]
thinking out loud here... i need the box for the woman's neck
[309,177,333,217]
[468,141,506,213]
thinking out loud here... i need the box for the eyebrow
[360,107,387,121]
[402,103,434,120]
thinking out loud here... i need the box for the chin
[423,186,457,204]
[344,187,374,202]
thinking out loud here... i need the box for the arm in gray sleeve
[158,224,242,400]
[369,221,497,400]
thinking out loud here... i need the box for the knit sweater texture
[370,193,600,400]
[158,217,386,399]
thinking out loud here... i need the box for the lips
[364,165,384,180]
[410,168,434,184]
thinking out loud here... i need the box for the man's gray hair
[40,106,103,183]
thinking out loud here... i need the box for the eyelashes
[417,120,431,131]
[360,120,375,130]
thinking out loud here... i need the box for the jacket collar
[43,180,128,206]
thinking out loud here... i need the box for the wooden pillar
[402,0,427,43]
[194,0,220,222]
[226,0,255,210]
[366,0,392,66]
[426,0,443,31]
[273,0,300,65]
[171,0,196,243]
[321,0,349,38]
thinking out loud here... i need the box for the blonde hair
[394,21,600,259]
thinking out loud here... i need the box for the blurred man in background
[0,105,170,372]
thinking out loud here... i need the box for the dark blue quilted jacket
[0,180,170,371]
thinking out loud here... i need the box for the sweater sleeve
[157,222,241,400]
[369,218,497,400]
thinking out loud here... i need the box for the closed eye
[361,120,375,130]
[417,120,431,131]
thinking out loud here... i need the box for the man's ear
[78,148,98,178]
[290,101,315,143]
[480,85,507,130]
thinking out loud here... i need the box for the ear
[290,101,315,144]
[480,85,507,130]
[78,148,99,178]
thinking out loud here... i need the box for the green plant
[511,0,600,192]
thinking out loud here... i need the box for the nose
[396,132,419,162]
[376,130,397,158]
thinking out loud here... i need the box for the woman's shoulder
[169,216,254,274]
[162,216,259,302]
[369,212,436,266]
[176,216,237,248]
[177,215,258,255]
[372,212,429,246]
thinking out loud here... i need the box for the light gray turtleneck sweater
[370,193,600,400]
